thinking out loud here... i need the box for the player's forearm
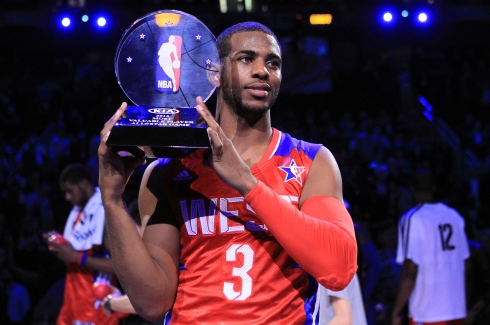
[103,202,175,319]
[244,181,357,291]
[82,255,115,274]
[330,297,353,325]
[392,265,416,319]
[109,295,137,314]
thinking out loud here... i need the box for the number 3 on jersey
[223,244,254,301]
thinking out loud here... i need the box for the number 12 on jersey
[438,223,455,251]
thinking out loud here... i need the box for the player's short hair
[59,163,92,185]
[410,169,435,193]
[217,21,280,59]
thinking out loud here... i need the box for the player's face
[220,31,282,117]
[60,181,90,207]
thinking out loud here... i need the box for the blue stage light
[81,15,89,22]
[383,12,393,22]
[61,17,71,27]
[377,7,398,26]
[417,12,428,23]
[401,10,409,18]
[97,17,107,27]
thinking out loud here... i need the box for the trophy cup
[107,10,220,158]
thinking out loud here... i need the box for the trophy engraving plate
[108,10,220,157]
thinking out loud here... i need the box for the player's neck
[219,109,273,167]
[414,192,436,204]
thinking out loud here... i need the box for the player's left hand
[391,313,403,325]
[195,97,257,196]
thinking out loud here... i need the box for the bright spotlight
[61,17,71,27]
[81,15,89,22]
[97,17,107,27]
[383,12,393,22]
[418,12,428,23]
[401,10,409,18]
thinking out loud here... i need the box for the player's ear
[79,178,93,193]
[216,73,221,88]
[206,62,221,88]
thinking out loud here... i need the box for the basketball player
[98,22,358,324]
[392,169,470,325]
[47,163,119,325]
[158,35,180,92]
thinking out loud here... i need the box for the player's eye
[267,59,281,70]
[239,56,253,63]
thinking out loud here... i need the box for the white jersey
[63,187,105,251]
[396,202,469,322]
[315,273,367,325]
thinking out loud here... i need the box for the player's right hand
[98,102,146,203]
[195,97,257,196]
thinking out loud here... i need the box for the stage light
[309,14,332,25]
[411,7,432,26]
[377,7,397,26]
[97,17,107,27]
[377,6,436,28]
[383,12,393,22]
[219,0,227,13]
[81,15,89,22]
[61,17,71,27]
[417,12,428,23]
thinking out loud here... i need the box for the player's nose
[251,59,269,79]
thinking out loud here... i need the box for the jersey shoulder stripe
[400,203,424,257]
[271,129,323,161]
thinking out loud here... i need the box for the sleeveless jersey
[147,128,322,324]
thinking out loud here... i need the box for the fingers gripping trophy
[108,10,220,158]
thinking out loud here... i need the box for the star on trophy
[107,10,220,157]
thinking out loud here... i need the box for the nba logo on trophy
[156,34,182,93]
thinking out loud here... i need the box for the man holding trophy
[98,12,357,323]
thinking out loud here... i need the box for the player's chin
[244,101,272,114]
[246,96,275,108]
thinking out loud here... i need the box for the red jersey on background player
[98,22,358,324]
[47,164,119,325]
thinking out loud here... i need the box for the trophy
[107,10,220,158]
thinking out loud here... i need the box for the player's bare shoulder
[140,158,171,195]
[313,146,341,173]
[301,145,343,205]
[139,158,173,213]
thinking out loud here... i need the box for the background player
[392,169,470,325]
[46,163,119,325]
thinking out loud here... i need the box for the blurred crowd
[1,36,490,324]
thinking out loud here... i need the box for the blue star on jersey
[279,159,306,185]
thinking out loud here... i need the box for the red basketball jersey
[147,128,322,324]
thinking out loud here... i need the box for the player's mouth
[245,82,272,98]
